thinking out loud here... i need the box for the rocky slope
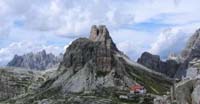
[175,29,200,79]
[175,76,200,104]
[0,67,46,102]
[172,28,200,104]
[50,25,172,94]
[7,50,63,70]
[137,52,180,78]
[3,25,173,104]
[181,29,200,61]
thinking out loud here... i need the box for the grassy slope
[124,60,173,95]
[0,67,45,102]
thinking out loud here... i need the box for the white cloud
[117,41,140,60]
[0,25,10,38]
[0,0,136,38]
[112,29,156,60]
[0,0,200,63]
[111,28,156,43]
[132,0,200,24]
[149,27,192,58]
[115,26,200,60]
[0,0,199,38]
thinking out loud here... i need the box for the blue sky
[0,0,200,65]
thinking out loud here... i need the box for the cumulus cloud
[0,0,199,36]
[0,0,136,38]
[0,41,64,66]
[117,41,141,60]
[115,26,200,60]
[0,25,10,39]
[112,29,156,60]
[149,28,192,59]
[0,0,200,38]
[0,0,200,64]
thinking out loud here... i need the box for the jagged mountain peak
[40,25,172,95]
[7,50,63,70]
[3,25,173,104]
[181,28,200,60]
[39,49,47,56]
[89,25,118,51]
[175,28,200,79]
[89,25,109,41]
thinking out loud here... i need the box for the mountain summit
[181,29,200,61]
[181,29,200,60]
[7,50,63,70]
[175,29,200,78]
[89,25,118,51]
[6,25,172,104]
[137,52,179,78]
[55,25,134,93]
[41,25,172,94]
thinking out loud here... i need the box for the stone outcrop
[137,52,161,72]
[52,25,171,94]
[55,25,134,93]
[7,50,63,70]
[0,67,45,101]
[175,77,200,104]
[89,25,118,51]
[181,29,200,61]
[171,28,200,104]
[59,25,118,75]
[137,52,180,77]
[175,29,200,79]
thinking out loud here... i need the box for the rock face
[137,52,161,72]
[55,25,133,93]
[172,28,200,104]
[175,77,200,104]
[7,50,63,70]
[175,29,200,79]
[53,25,171,93]
[181,29,200,61]
[89,25,118,51]
[137,52,180,77]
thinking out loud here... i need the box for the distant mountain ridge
[137,52,180,78]
[7,50,63,70]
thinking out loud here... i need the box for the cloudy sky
[0,0,200,66]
